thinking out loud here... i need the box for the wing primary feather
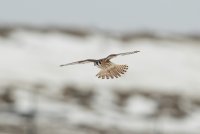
[105,50,140,60]
[118,50,140,56]
[60,59,96,67]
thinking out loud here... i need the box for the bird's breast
[96,60,112,69]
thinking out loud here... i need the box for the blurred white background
[0,1,200,134]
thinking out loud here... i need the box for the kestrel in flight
[60,50,140,79]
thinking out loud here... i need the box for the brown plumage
[96,64,128,79]
[60,50,140,79]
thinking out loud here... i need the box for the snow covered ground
[0,29,200,134]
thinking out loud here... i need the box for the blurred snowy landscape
[0,26,200,134]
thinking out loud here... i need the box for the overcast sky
[0,0,199,33]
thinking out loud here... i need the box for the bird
[60,50,140,79]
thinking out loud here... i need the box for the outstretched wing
[105,50,140,60]
[60,59,96,67]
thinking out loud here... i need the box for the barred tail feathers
[96,65,128,79]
